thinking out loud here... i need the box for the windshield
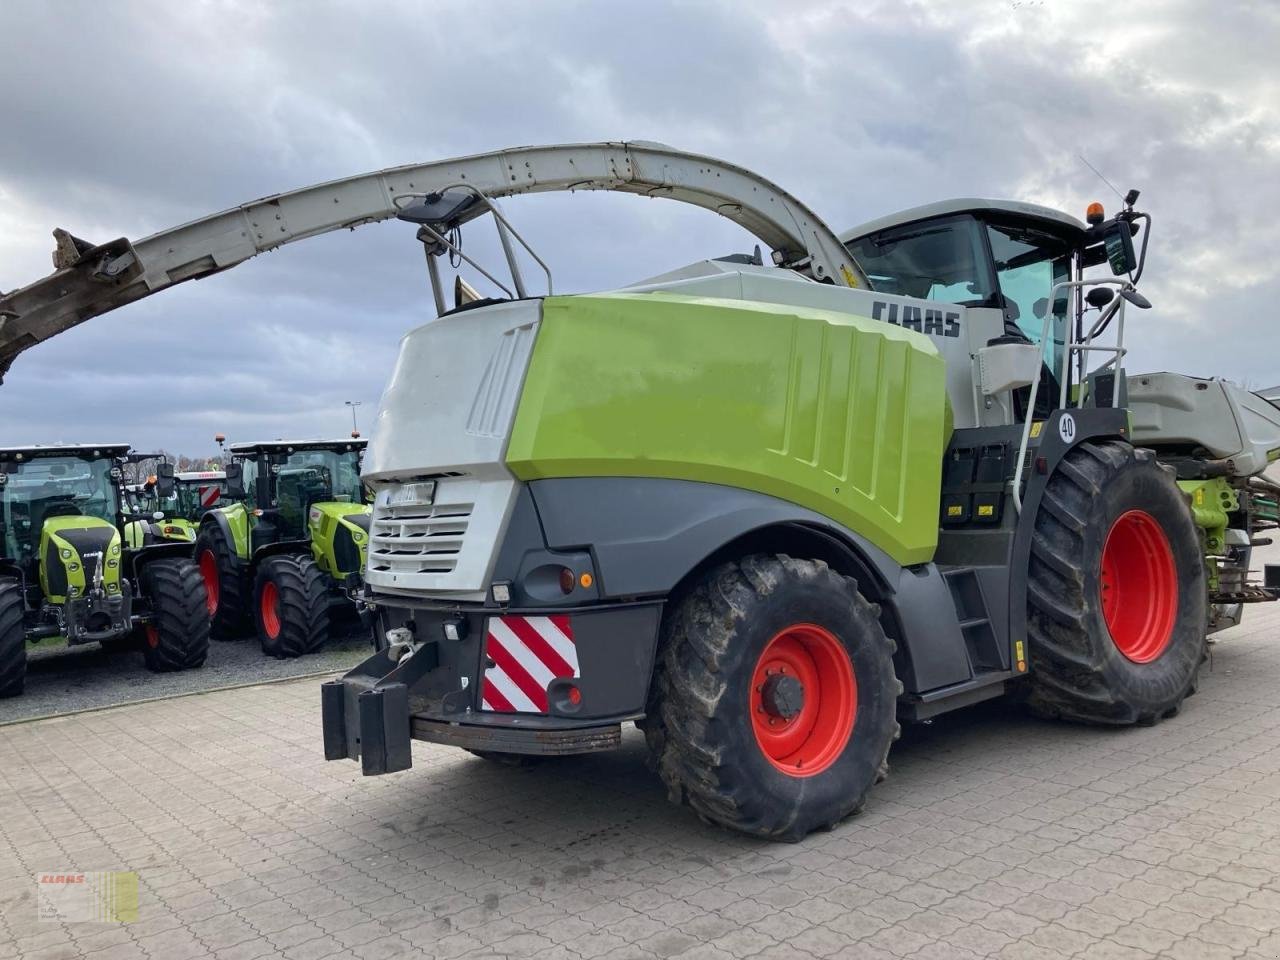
[3,456,118,563]
[846,216,996,304]
[272,449,363,536]
[125,483,179,517]
[280,450,362,502]
[986,222,1073,373]
[175,478,227,519]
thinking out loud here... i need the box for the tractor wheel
[0,578,27,698]
[196,526,248,638]
[253,555,330,658]
[141,559,210,672]
[1025,440,1206,724]
[645,554,899,841]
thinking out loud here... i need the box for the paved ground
[1,624,370,725]
[4,600,1280,957]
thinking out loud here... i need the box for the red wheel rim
[199,550,219,615]
[145,625,160,649]
[260,582,281,639]
[1101,510,1178,663]
[750,623,856,777]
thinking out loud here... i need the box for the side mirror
[154,462,175,498]
[224,462,246,498]
[1121,288,1153,309]
[1103,221,1138,275]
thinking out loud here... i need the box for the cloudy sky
[1,0,1277,456]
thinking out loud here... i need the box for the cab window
[238,457,259,508]
[847,216,996,305]
[986,222,1073,372]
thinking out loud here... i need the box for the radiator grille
[368,492,474,576]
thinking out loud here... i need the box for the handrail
[1011,278,1133,513]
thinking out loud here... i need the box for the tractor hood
[308,501,373,580]
[39,515,122,603]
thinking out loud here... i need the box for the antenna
[1077,154,1125,203]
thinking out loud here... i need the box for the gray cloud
[2,0,1278,456]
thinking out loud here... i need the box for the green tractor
[120,453,200,547]
[194,439,370,658]
[0,444,210,697]
[124,468,230,548]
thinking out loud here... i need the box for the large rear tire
[253,555,330,658]
[646,555,899,841]
[141,559,211,672]
[196,526,248,639]
[0,578,27,698]
[1026,441,1206,724]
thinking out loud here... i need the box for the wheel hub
[761,673,804,720]
[1100,509,1178,664]
[749,623,857,778]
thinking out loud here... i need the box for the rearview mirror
[224,462,245,498]
[1121,288,1152,309]
[1103,221,1137,275]
[154,462,175,498]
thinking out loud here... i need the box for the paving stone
[7,586,1280,960]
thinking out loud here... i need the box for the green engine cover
[39,515,123,603]
[308,502,371,579]
[507,293,950,566]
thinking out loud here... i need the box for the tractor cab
[119,452,197,546]
[174,471,228,520]
[841,195,1147,417]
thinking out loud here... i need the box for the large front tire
[196,526,248,638]
[141,559,211,672]
[253,555,329,658]
[0,578,27,698]
[1026,441,1206,724]
[646,555,899,841]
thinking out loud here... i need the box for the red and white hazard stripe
[481,615,579,713]
[199,485,220,508]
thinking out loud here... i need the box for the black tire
[645,554,900,842]
[1026,440,1206,725]
[253,555,329,658]
[141,559,210,672]
[196,525,248,638]
[0,578,27,698]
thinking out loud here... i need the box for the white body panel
[363,300,542,600]
[1129,373,1280,477]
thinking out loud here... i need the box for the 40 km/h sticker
[1058,413,1076,444]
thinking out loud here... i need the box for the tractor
[0,444,210,697]
[4,144,1278,838]
[194,439,369,658]
[119,452,203,546]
